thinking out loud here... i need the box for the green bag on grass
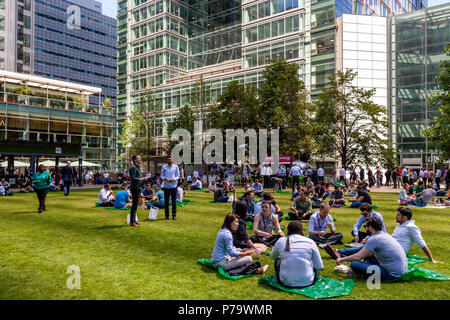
[197,259,257,280]
[275,190,291,194]
[259,274,355,299]
[407,253,429,266]
[388,265,450,282]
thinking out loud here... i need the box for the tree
[166,104,196,157]
[422,43,450,161]
[314,69,390,168]
[190,76,211,127]
[118,90,160,171]
[259,59,314,162]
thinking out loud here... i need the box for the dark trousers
[309,232,343,246]
[163,187,177,218]
[288,211,312,220]
[63,180,71,196]
[263,175,270,188]
[351,230,368,242]
[435,177,440,190]
[35,188,49,211]
[291,176,300,192]
[250,234,281,247]
[99,201,114,207]
[130,189,140,225]
[274,258,318,288]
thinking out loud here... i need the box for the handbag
[148,207,158,221]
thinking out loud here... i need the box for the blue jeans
[338,247,396,281]
[406,198,426,207]
[215,196,229,203]
[350,201,364,208]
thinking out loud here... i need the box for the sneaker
[324,245,340,260]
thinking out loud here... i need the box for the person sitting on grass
[444,189,450,206]
[270,221,323,288]
[243,190,256,222]
[1,178,11,194]
[308,203,343,246]
[329,185,346,206]
[325,218,408,281]
[213,185,230,203]
[211,213,268,274]
[413,180,426,197]
[351,203,386,243]
[289,188,312,220]
[392,207,442,263]
[346,181,357,197]
[291,186,302,201]
[305,177,314,189]
[349,184,372,208]
[0,184,5,196]
[140,182,157,209]
[255,192,284,222]
[206,180,217,193]
[406,184,437,207]
[315,183,327,200]
[190,177,202,190]
[19,176,33,193]
[151,186,165,208]
[399,183,415,205]
[250,200,285,247]
[252,179,264,197]
[177,183,185,203]
[98,183,115,207]
[114,184,132,209]
[233,201,267,256]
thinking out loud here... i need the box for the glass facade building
[120,0,426,158]
[0,70,117,171]
[391,2,450,167]
[34,0,117,106]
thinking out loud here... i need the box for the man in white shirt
[261,163,272,189]
[98,183,115,207]
[289,164,302,192]
[392,207,442,263]
[317,166,325,184]
[435,168,442,190]
[190,177,202,190]
[193,170,199,179]
[401,167,409,185]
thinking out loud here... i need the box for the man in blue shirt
[308,203,343,246]
[289,164,302,192]
[277,164,287,189]
[252,179,263,197]
[327,218,407,281]
[351,203,385,243]
[115,185,132,209]
[243,190,256,222]
[160,156,180,220]
[151,186,165,208]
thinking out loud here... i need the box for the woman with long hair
[211,213,268,274]
[270,220,323,288]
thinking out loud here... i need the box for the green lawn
[0,189,449,300]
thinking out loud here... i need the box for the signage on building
[56,147,62,154]
[265,156,295,164]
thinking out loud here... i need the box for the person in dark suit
[61,161,74,196]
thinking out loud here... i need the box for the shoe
[130,223,140,227]
[257,265,269,274]
[38,210,42,213]
[324,245,340,260]
[165,216,169,220]
[135,222,141,225]
[172,216,177,220]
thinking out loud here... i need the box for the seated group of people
[211,198,441,287]
[399,181,450,206]
[98,182,184,209]
[0,178,13,196]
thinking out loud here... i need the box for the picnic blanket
[406,205,449,209]
[407,253,429,266]
[197,259,257,280]
[190,188,206,191]
[275,190,291,194]
[259,274,355,299]
[388,265,450,282]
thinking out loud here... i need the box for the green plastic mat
[246,221,253,227]
[182,199,195,203]
[259,274,355,299]
[168,201,185,207]
[94,202,100,207]
[190,188,206,191]
[275,190,292,193]
[371,204,380,209]
[105,207,131,210]
[388,265,450,282]
[197,259,257,280]
[209,200,229,204]
[407,253,429,266]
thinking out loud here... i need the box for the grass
[0,188,449,300]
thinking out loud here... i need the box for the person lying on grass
[251,200,285,247]
[406,184,437,207]
[325,217,408,281]
[270,220,323,288]
[232,200,267,256]
[392,207,442,264]
[211,213,268,274]
[289,188,312,220]
[308,203,343,246]
[351,202,386,243]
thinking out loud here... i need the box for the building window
[0,0,5,9]
[0,37,4,51]
[23,52,30,66]
[24,34,31,47]
[0,15,4,31]
[0,57,4,70]
[24,16,31,29]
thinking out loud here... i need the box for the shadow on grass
[94,225,127,230]
[11,211,37,214]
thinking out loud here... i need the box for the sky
[97,0,450,19]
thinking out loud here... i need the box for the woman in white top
[270,220,323,288]
[206,180,217,193]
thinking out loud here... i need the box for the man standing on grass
[129,155,147,227]
[392,207,442,264]
[61,161,73,196]
[161,156,180,220]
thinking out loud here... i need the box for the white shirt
[436,170,442,178]
[270,235,323,287]
[193,171,199,179]
[392,220,427,254]
[98,188,114,204]
[176,187,184,203]
[318,168,324,177]
[402,169,408,176]
[339,168,346,177]
[399,189,408,201]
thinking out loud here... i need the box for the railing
[1,93,116,116]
